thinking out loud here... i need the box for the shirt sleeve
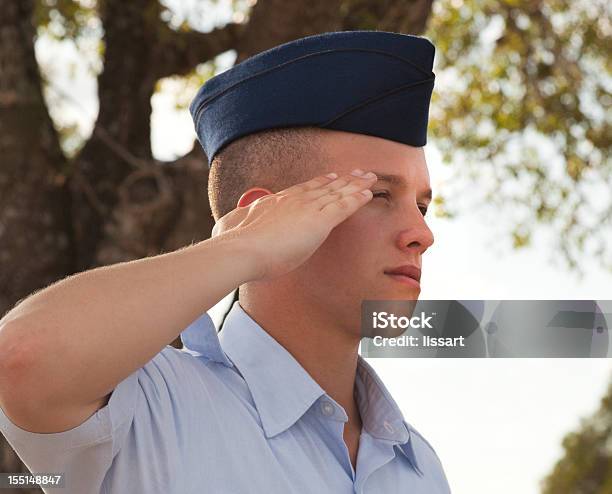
[0,345,193,494]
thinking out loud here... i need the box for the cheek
[317,214,382,265]
[293,213,388,304]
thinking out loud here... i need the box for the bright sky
[34,7,612,493]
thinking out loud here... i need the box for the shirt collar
[179,309,234,367]
[355,357,423,476]
[180,300,422,475]
[217,301,327,439]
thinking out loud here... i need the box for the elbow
[0,322,77,433]
[0,320,39,407]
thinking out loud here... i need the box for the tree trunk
[0,0,74,319]
[0,3,74,492]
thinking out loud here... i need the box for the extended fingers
[313,169,377,207]
[280,171,340,195]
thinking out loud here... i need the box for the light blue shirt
[0,301,451,493]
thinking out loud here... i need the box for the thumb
[211,221,221,238]
[211,203,250,238]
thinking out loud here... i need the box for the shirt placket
[316,396,357,482]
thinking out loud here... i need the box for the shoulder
[406,421,440,457]
[138,345,235,395]
[404,420,447,471]
[404,421,452,492]
[147,343,233,374]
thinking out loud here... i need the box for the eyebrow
[374,173,433,201]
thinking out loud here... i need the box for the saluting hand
[211,169,377,282]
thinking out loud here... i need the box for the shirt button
[383,420,394,433]
[321,401,335,416]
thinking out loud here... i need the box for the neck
[239,289,363,428]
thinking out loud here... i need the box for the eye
[372,191,390,200]
[373,192,428,216]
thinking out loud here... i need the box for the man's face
[290,129,435,335]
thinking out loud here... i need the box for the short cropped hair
[208,126,329,221]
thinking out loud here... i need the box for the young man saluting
[0,31,451,493]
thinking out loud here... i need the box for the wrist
[206,232,264,284]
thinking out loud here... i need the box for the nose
[395,211,434,255]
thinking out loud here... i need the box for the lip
[384,264,421,281]
[384,264,421,289]
[385,273,421,289]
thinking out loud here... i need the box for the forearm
[0,235,257,408]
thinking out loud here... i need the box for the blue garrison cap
[189,30,436,167]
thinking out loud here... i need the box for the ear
[211,187,274,238]
[237,187,273,208]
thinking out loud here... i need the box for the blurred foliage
[154,61,217,111]
[34,0,99,42]
[426,0,611,272]
[155,0,251,110]
[34,0,103,157]
[157,0,254,31]
[33,0,229,153]
[541,376,612,493]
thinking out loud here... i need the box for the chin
[382,274,421,299]
[381,282,421,296]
